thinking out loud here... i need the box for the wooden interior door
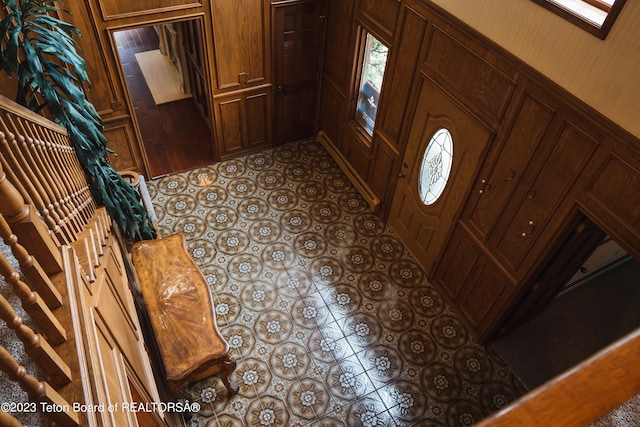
[389,79,493,275]
[273,0,324,145]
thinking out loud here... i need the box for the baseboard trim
[317,131,380,212]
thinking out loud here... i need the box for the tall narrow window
[355,33,389,136]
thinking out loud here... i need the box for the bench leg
[220,354,239,396]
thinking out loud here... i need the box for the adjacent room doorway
[113,20,214,178]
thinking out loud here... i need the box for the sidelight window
[355,33,389,136]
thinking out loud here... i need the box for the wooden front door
[389,79,493,275]
[272,0,324,145]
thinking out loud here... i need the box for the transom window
[532,0,626,39]
[355,33,389,136]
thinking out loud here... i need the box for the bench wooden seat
[130,233,238,396]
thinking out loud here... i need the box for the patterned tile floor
[146,139,525,427]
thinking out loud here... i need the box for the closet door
[272,0,324,145]
[211,0,269,91]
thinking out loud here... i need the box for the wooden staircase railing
[0,95,168,427]
[0,95,116,426]
[0,95,96,247]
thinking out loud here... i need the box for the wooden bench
[130,233,238,397]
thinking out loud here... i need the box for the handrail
[0,90,99,426]
[0,95,67,134]
[0,96,97,246]
[478,327,640,426]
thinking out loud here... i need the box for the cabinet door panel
[212,1,244,90]
[217,96,245,155]
[244,0,268,85]
[246,91,270,148]
[468,92,556,240]
[212,0,267,90]
[495,121,599,272]
[215,88,272,159]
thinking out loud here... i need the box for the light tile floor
[147,139,525,427]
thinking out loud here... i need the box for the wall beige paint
[430,0,640,139]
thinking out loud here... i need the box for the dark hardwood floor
[114,26,214,178]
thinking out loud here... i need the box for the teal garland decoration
[0,0,156,241]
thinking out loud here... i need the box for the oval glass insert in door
[418,127,453,205]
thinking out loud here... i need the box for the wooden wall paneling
[211,0,270,91]
[63,0,125,116]
[432,224,518,342]
[318,77,347,147]
[356,0,400,42]
[582,151,640,261]
[104,122,144,172]
[321,0,356,94]
[369,133,399,213]
[342,128,372,180]
[493,118,600,277]
[376,1,429,149]
[180,19,212,128]
[97,0,203,21]
[94,249,152,389]
[215,94,245,157]
[214,86,272,159]
[457,253,516,342]
[247,0,271,87]
[210,1,243,91]
[466,89,558,242]
[49,2,150,174]
[72,238,164,426]
[434,226,480,301]
[423,25,518,128]
[246,90,272,150]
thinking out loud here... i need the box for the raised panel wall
[424,26,517,126]
[211,0,268,91]
[104,123,143,171]
[357,0,400,41]
[376,3,428,148]
[322,0,356,93]
[493,121,600,275]
[98,0,202,20]
[468,90,557,241]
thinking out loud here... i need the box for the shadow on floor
[490,257,640,390]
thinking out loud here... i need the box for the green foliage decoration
[0,0,156,241]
